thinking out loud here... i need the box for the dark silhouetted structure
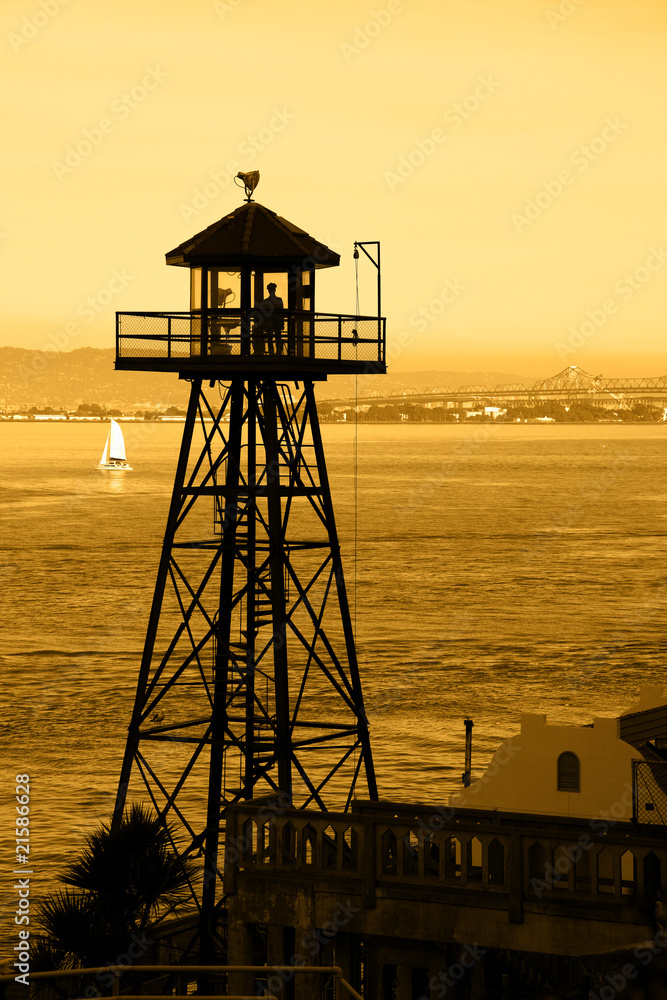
[113,186,385,960]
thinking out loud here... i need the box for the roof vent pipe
[462,718,474,787]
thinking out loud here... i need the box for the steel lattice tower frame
[112,192,385,956]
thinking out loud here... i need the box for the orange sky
[2,0,666,377]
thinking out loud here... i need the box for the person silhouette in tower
[257,282,284,355]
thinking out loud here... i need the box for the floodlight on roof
[235,170,260,201]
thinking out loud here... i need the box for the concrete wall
[449,713,642,820]
[622,684,665,716]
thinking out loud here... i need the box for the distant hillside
[0,347,536,409]
[0,347,189,408]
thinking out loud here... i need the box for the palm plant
[35,803,200,975]
[60,803,198,933]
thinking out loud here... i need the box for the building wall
[449,713,642,820]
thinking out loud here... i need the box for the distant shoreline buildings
[2,401,666,423]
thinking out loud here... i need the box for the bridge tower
[112,176,385,957]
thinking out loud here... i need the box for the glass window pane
[208,269,240,308]
[259,272,288,307]
[190,268,202,311]
[299,269,314,310]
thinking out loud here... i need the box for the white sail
[99,432,110,466]
[108,420,126,461]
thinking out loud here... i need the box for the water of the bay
[1,419,666,951]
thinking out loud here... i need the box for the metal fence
[633,759,667,825]
[116,311,385,366]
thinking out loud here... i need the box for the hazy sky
[3,0,666,376]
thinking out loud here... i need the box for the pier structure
[113,178,385,959]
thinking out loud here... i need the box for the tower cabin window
[557,751,580,792]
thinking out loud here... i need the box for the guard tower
[113,175,385,956]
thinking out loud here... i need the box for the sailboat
[97,419,133,471]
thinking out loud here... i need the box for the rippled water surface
[1,420,666,950]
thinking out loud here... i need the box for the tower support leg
[114,378,378,951]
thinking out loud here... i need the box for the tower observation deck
[113,183,385,959]
[115,198,386,378]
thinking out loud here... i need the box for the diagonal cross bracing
[114,376,377,954]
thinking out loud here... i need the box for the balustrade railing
[225,801,667,916]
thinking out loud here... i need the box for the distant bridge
[329,366,667,409]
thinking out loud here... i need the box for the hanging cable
[353,247,360,642]
[354,245,360,317]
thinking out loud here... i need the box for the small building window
[557,751,580,792]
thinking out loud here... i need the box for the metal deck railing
[0,964,363,1000]
[116,311,385,367]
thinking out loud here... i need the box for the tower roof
[166,202,340,269]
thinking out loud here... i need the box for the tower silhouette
[113,178,385,954]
